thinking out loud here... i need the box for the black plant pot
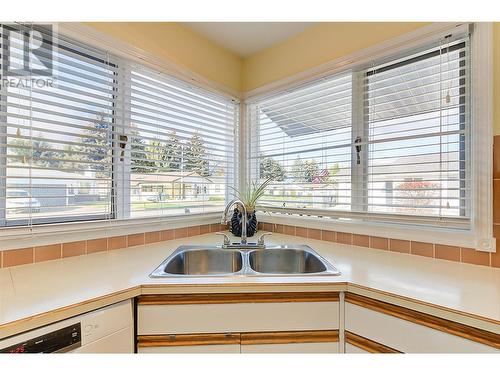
[230,208,258,238]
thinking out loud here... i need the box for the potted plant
[229,178,272,237]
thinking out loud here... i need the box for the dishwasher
[0,300,133,353]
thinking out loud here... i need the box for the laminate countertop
[1,232,499,339]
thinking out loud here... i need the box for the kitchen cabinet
[136,292,341,353]
[344,293,500,353]
[240,330,339,353]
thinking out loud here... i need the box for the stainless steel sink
[150,244,340,278]
[150,247,243,277]
[249,248,327,274]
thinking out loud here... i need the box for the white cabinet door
[241,342,339,353]
[345,343,370,354]
[138,301,339,335]
[345,301,499,353]
[73,326,133,353]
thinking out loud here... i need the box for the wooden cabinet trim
[138,330,339,347]
[137,292,339,305]
[137,333,241,347]
[241,330,339,345]
[345,293,500,349]
[345,331,401,353]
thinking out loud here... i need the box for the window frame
[247,22,494,251]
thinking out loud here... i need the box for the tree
[145,140,168,172]
[184,132,210,177]
[163,131,183,171]
[291,158,320,183]
[130,127,155,174]
[260,157,286,181]
[9,136,64,169]
[303,160,319,183]
[395,180,440,214]
[291,157,305,182]
[77,115,112,176]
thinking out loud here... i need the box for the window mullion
[113,60,131,220]
[351,70,366,213]
[0,87,6,226]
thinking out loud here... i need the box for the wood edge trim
[137,333,241,347]
[137,292,340,305]
[347,283,500,327]
[345,331,401,353]
[241,330,339,345]
[345,293,500,349]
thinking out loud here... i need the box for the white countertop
[1,232,499,339]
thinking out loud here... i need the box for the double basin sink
[150,245,340,277]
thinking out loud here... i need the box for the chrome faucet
[221,199,248,244]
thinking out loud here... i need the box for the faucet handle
[216,232,231,246]
[257,232,272,246]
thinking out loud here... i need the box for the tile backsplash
[0,224,228,268]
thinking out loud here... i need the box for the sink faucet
[221,199,248,245]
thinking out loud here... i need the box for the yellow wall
[85,22,243,93]
[242,22,430,92]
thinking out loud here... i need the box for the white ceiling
[182,22,315,58]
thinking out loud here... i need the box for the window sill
[0,212,222,251]
[256,213,496,252]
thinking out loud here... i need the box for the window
[126,66,236,218]
[249,33,471,230]
[0,24,238,228]
[248,73,353,212]
[1,24,116,226]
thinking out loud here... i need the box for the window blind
[249,72,353,212]
[1,24,116,226]
[123,65,237,218]
[0,23,238,228]
[363,37,469,226]
[249,34,470,229]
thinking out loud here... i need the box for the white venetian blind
[122,64,237,218]
[0,24,115,226]
[249,34,470,229]
[0,23,238,228]
[249,72,353,213]
[363,36,470,226]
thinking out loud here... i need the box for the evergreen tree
[10,135,64,169]
[78,115,112,176]
[8,134,63,169]
[163,131,183,171]
[291,157,319,183]
[260,157,286,181]
[130,128,155,174]
[291,157,305,182]
[145,140,168,172]
[303,160,319,183]
[184,132,210,177]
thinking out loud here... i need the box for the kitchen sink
[150,245,340,277]
[248,248,327,274]
[152,247,243,276]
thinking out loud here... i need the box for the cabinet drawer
[345,343,369,354]
[345,294,500,353]
[137,292,339,335]
[241,342,339,353]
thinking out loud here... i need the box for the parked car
[146,192,169,202]
[6,189,41,213]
